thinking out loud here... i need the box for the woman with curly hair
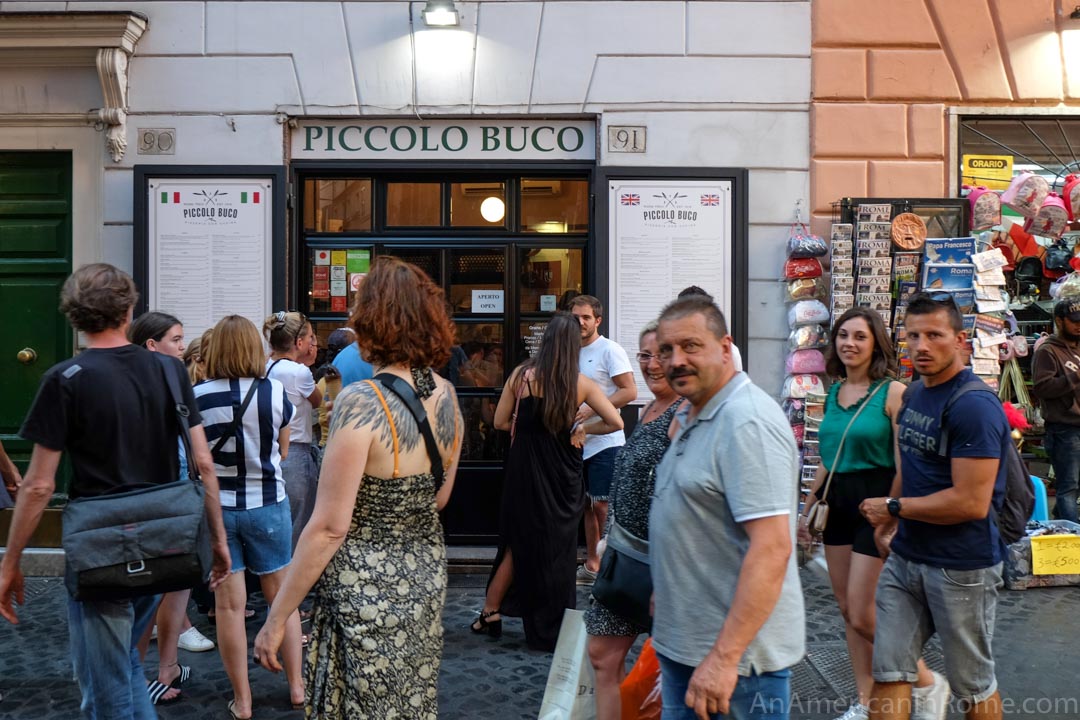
[253,257,464,719]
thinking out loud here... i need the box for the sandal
[227,699,253,720]
[146,680,180,706]
[470,609,502,639]
[169,664,192,689]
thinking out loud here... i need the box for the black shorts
[815,467,894,558]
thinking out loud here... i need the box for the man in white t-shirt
[569,295,637,583]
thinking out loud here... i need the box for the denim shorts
[222,498,293,575]
[657,652,792,720]
[584,447,619,501]
[873,553,1002,703]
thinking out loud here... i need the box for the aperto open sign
[471,289,504,313]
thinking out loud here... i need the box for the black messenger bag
[61,354,212,601]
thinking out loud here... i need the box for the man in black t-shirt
[0,264,230,719]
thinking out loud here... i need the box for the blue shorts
[873,553,1002,704]
[222,499,293,575]
[584,447,619,501]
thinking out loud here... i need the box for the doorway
[0,151,73,489]
[295,168,592,542]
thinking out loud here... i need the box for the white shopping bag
[537,609,596,720]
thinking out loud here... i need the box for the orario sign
[291,119,595,161]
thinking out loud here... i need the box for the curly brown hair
[350,257,455,369]
[60,263,138,333]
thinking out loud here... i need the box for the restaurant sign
[291,119,595,161]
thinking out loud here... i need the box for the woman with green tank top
[797,308,944,720]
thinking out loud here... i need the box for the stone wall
[810,0,1080,236]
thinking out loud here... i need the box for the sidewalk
[1,569,1078,719]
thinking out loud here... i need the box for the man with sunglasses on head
[860,292,1010,720]
[1031,297,1080,523]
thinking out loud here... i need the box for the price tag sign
[1031,534,1080,575]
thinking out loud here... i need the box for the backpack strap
[938,379,997,457]
[155,353,200,486]
[370,373,450,492]
[210,379,261,456]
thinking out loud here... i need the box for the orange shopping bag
[619,638,662,720]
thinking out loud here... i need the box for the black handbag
[591,520,652,630]
[61,354,212,601]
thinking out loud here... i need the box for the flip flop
[147,680,180,706]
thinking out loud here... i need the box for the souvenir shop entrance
[292,164,594,543]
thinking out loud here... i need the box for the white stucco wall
[2,0,811,395]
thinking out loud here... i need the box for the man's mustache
[667,368,696,378]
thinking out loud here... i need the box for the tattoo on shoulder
[328,382,421,451]
[434,384,460,447]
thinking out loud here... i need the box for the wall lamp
[1072,5,1080,20]
[423,0,460,27]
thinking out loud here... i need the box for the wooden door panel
[0,276,67,435]
[0,218,65,254]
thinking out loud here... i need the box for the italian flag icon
[241,192,260,204]
[161,192,180,203]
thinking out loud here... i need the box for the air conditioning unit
[459,181,561,196]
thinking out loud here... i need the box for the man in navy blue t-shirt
[860,292,1009,720]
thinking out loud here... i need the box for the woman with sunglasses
[263,311,323,549]
[798,308,943,720]
[585,320,684,720]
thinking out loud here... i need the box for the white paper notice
[149,180,273,340]
[609,180,732,401]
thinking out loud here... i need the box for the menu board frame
[596,168,748,402]
[133,166,286,339]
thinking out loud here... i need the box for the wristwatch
[886,497,902,518]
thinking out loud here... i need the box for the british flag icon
[620,194,640,206]
[700,194,720,206]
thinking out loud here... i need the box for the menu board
[609,179,733,401]
[147,178,273,339]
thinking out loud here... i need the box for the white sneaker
[912,670,950,720]
[834,703,868,720]
[575,565,597,585]
[176,626,215,652]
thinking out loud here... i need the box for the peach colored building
[810,0,1080,237]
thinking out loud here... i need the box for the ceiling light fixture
[423,0,460,27]
[480,197,505,223]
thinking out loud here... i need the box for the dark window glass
[443,322,504,387]
[518,248,583,314]
[450,182,507,228]
[379,248,441,283]
[449,249,505,314]
[386,182,441,226]
[304,179,372,232]
[457,396,508,462]
[520,178,589,233]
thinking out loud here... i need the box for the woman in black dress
[472,312,623,651]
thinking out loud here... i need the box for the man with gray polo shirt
[651,294,804,720]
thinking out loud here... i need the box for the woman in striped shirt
[194,315,305,720]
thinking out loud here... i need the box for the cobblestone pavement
[1,570,1079,719]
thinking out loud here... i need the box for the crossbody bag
[806,379,888,537]
[61,354,212,601]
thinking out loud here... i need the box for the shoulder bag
[370,373,453,492]
[806,380,888,537]
[591,502,654,630]
[61,354,212,601]
[509,367,534,446]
